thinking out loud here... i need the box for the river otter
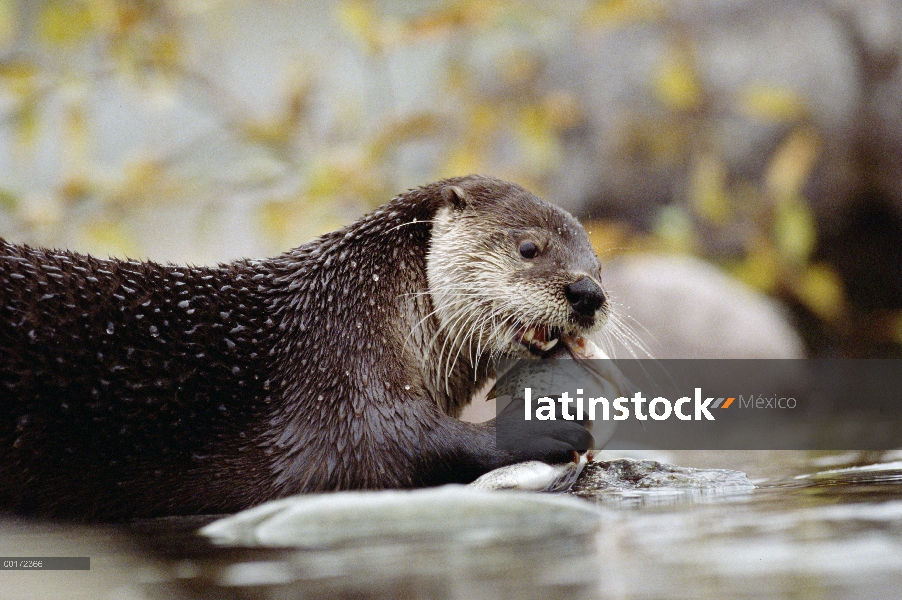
[0,175,607,521]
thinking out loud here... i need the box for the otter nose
[564,277,605,317]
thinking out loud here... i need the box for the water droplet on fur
[106,322,114,334]
[404,385,410,390]
[149,325,159,337]
[372,274,379,281]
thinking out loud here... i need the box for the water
[574,452,902,599]
[2,451,901,599]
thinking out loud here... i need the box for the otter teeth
[519,326,559,351]
[532,337,558,351]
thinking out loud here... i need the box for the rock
[199,486,601,548]
[599,254,805,359]
[569,457,755,500]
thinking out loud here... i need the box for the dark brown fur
[0,176,597,521]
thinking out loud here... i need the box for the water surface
[3,451,901,599]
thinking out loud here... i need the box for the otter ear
[441,185,471,210]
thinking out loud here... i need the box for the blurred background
[0,0,900,358]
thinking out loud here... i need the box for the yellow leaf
[304,153,384,207]
[440,146,483,179]
[13,102,40,150]
[690,154,730,224]
[516,104,562,172]
[0,0,17,48]
[59,175,91,203]
[773,195,817,264]
[336,0,383,53]
[654,52,701,111]
[39,1,94,47]
[0,187,17,211]
[584,0,663,28]
[63,96,90,171]
[151,32,181,69]
[740,84,808,122]
[306,162,345,201]
[765,127,820,199]
[0,61,40,149]
[796,263,844,322]
[258,196,348,250]
[402,1,498,39]
[259,199,298,242]
[241,117,291,148]
[368,113,441,161]
[81,219,137,259]
[112,157,166,206]
[0,60,38,96]
[583,219,633,256]
[470,102,498,134]
[732,242,781,293]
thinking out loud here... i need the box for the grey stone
[599,254,805,359]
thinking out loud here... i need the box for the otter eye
[519,241,538,259]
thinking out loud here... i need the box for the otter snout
[565,276,605,317]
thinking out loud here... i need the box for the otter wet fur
[0,175,607,521]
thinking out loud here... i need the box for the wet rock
[569,458,755,500]
[200,486,601,548]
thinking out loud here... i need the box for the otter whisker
[439,298,492,394]
[403,294,474,350]
[458,302,510,383]
[612,309,659,358]
[385,218,437,234]
[433,299,485,394]
[399,285,485,300]
[607,308,655,359]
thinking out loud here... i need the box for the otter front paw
[495,398,594,465]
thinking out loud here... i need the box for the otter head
[426,176,607,366]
